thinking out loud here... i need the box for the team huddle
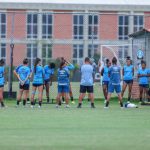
[0,55,149,108]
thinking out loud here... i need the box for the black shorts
[19,84,30,90]
[80,85,93,93]
[124,80,133,84]
[139,84,149,88]
[32,84,43,87]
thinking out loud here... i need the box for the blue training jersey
[109,65,121,85]
[123,65,134,80]
[102,66,110,82]
[18,65,31,85]
[57,67,69,86]
[0,66,5,85]
[80,64,94,86]
[32,65,44,84]
[44,65,54,80]
[137,68,149,85]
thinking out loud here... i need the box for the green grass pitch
[0,100,150,150]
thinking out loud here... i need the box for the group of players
[0,55,149,108]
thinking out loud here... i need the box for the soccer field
[0,100,150,150]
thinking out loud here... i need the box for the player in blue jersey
[31,58,44,108]
[77,57,95,108]
[14,63,32,103]
[137,61,150,102]
[56,60,70,108]
[60,57,75,104]
[105,57,123,108]
[44,62,55,103]
[0,59,6,108]
[16,58,31,107]
[101,59,111,103]
[121,57,134,102]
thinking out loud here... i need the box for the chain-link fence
[0,11,150,99]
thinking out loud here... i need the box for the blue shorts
[0,84,4,88]
[32,84,43,87]
[108,83,121,94]
[58,85,69,93]
[124,80,133,84]
[102,81,109,86]
[139,84,149,88]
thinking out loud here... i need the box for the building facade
[0,0,150,67]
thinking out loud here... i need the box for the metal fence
[0,11,150,99]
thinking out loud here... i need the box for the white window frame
[0,13,6,38]
[133,15,144,32]
[0,43,6,62]
[73,14,84,40]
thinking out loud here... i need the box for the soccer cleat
[38,105,41,108]
[104,106,109,109]
[71,101,75,104]
[55,104,59,108]
[104,100,107,104]
[65,105,70,108]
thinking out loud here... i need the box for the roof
[0,0,150,5]
[129,28,150,38]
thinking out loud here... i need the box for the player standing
[101,59,111,103]
[31,58,44,108]
[77,57,95,108]
[137,61,150,102]
[0,59,6,108]
[56,60,70,108]
[16,58,31,107]
[105,57,123,108]
[121,57,134,102]
[44,62,55,103]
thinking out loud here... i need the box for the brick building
[0,0,150,67]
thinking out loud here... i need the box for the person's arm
[122,67,124,77]
[132,66,134,77]
[101,68,104,76]
[65,60,75,70]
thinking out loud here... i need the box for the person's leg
[26,89,30,102]
[89,93,95,108]
[56,93,62,107]
[0,87,4,107]
[64,93,70,107]
[121,82,127,98]
[45,82,50,103]
[23,90,28,106]
[116,85,123,107]
[77,85,86,108]
[118,93,123,107]
[31,86,37,107]
[17,87,24,106]
[61,92,65,103]
[69,84,74,103]
[38,85,43,107]
[105,93,111,108]
[128,82,133,101]
[103,84,108,102]
[139,86,143,102]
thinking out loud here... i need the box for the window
[27,13,38,39]
[88,15,98,39]
[0,13,6,38]
[42,44,52,65]
[42,14,53,39]
[88,44,98,58]
[27,44,37,67]
[134,15,144,32]
[118,16,129,40]
[73,44,84,64]
[0,44,6,62]
[118,46,128,61]
[73,15,84,39]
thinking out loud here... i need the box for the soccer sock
[31,101,34,106]
[128,97,131,101]
[71,96,74,101]
[23,100,26,106]
[120,102,123,107]
[105,101,109,107]
[140,97,142,102]
[1,101,5,107]
[39,101,42,106]
[17,100,19,105]
[62,97,65,102]
[27,98,30,101]
[47,97,50,102]
[91,103,95,107]
[78,103,82,106]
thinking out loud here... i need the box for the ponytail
[34,58,41,73]
[59,60,65,70]
[0,59,5,66]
